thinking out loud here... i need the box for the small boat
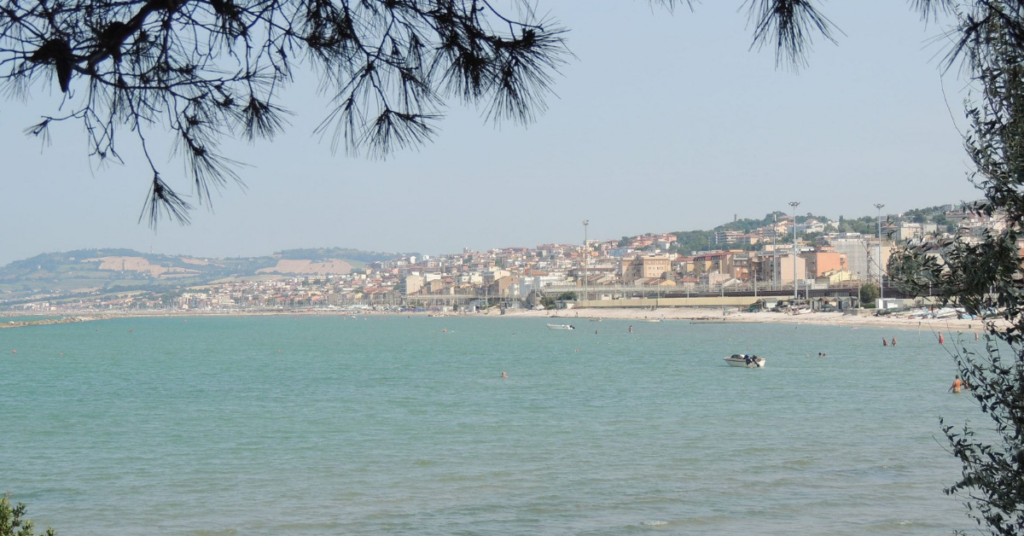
[723,354,766,368]
[547,323,576,330]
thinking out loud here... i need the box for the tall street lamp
[874,203,885,307]
[772,213,777,291]
[789,201,800,300]
[582,219,589,305]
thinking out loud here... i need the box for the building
[796,218,828,234]
[892,222,938,241]
[826,235,895,280]
[688,250,744,279]
[803,251,847,278]
[776,253,807,285]
[621,255,673,282]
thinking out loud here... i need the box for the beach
[2,306,995,334]
[500,306,991,334]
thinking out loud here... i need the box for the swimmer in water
[949,376,963,393]
[501,371,508,378]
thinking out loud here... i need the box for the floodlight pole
[772,213,777,291]
[875,203,885,307]
[583,219,589,306]
[789,201,800,299]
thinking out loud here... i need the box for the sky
[0,0,980,266]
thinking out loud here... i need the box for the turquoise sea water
[1,316,979,535]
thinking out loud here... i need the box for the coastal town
[0,204,1004,316]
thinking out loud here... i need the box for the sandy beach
[499,306,992,334]
[2,306,997,334]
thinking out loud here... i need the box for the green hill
[0,248,405,303]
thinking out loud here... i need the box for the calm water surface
[0,316,980,534]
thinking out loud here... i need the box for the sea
[0,315,981,535]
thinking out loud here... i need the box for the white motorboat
[547,323,576,330]
[723,354,766,368]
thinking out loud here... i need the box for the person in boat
[744,355,752,365]
[949,376,963,393]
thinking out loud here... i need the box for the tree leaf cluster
[1,0,571,225]
[889,1,1024,532]
[0,0,900,227]
[859,280,879,307]
[670,230,716,255]
[0,495,55,536]
[714,211,788,233]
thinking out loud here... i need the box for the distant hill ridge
[0,248,406,299]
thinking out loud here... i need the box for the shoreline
[2,307,994,333]
[499,307,990,333]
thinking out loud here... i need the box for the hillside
[656,204,966,255]
[0,248,404,301]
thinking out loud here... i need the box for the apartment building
[621,255,673,282]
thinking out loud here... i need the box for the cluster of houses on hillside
[7,206,1007,313]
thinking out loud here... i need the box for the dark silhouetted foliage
[0,0,854,226]
[889,2,1024,533]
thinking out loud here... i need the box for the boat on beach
[547,323,576,330]
[724,354,766,368]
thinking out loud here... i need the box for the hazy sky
[0,1,980,266]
